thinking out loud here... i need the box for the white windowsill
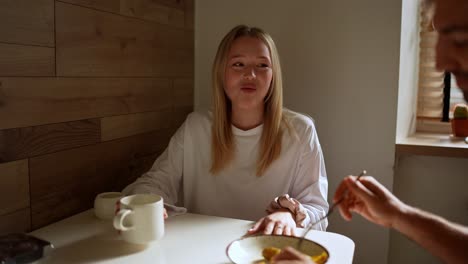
[396,133,468,158]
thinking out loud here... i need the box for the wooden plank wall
[0,0,194,231]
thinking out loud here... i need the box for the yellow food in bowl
[311,251,328,264]
[262,247,328,264]
[262,247,282,261]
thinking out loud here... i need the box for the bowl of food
[226,234,329,264]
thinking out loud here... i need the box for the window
[415,6,465,134]
[450,76,465,115]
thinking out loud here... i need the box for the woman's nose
[243,67,256,79]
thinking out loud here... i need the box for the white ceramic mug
[113,194,164,244]
[94,192,123,220]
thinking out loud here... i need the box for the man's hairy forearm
[393,205,468,264]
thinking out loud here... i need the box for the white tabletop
[31,210,354,264]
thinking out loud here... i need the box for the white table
[31,210,354,263]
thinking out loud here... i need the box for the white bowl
[226,234,328,263]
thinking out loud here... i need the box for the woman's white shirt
[122,110,329,230]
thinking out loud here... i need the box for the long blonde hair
[210,25,285,176]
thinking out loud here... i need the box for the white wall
[195,1,402,264]
[389,155,468,264]
[396,0,419,141]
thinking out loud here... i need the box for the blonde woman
[123,25,329,235]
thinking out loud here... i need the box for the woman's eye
[257,63,270,69]
[232,62,244,67]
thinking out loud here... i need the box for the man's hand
[333,175,407,228]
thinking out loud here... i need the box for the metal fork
[297,170,367,249]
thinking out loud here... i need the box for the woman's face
[224,36,273,112]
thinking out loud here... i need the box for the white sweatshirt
[123,110,329,230]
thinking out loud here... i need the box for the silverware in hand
[297,170,367,249]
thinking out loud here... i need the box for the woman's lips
[241,87,256,92]
[240,83,256,91]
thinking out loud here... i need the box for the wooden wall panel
[172,79,193,127]
[129,152,160,183]
[172,108,191,128]
[173,78,194,109]
[57,0,120,13]
[150,0,185,9]
[0,77,171,130]
[184,0,194,29]
[62,0,187,28]
[0,0,54,47]
[30,129,173,228]
[0,119,100,163]
[0,43,54,76]
[0,160,29,216]
[56,2,194,77]
[120,0,185,28]
[0,209,31,235]
[101,111,172,141]
[0,0,194,231]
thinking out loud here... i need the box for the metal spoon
[297,170,367,249]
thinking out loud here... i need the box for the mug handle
[113,209,134,231]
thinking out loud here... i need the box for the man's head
[432,0,468,100]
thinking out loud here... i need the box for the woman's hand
[163,208,168,219]
[271,247,315,264]
[248,209,297,236]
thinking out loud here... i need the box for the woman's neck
[231,105,264,131]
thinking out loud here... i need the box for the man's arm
[393,205,468,264]
[334,176,468,264]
